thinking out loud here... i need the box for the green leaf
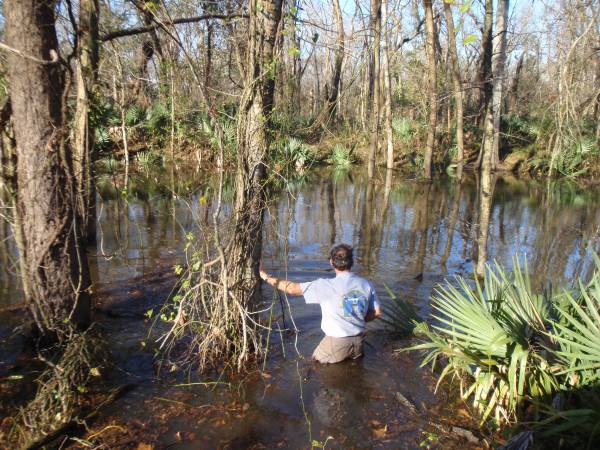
[463,34,478,45]
[459,0,473,14]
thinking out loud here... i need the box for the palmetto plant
[409,254,600,440]
[554,262,600,387]
[392,116,414,144]
[273,137,316,171]
[327,144,355,167]
[409,258,561,424]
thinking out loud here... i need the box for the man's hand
[259,262,269,281]
[365,306,381,322]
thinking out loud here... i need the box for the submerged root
[7,329,104,449]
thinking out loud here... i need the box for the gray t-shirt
[299,271,380,338]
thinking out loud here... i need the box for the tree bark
[475,172,496,278]
[130,2,164,106]
[423,0,437,180]
[491,0,509,168]
[73,0,99,244]
[231,0,283,299]
[476,0,493,123]
[306,0,345,136]
[381,0,394,169]
[368,0,382,179]
[4,0,91,336]
[507,52,524,114]
[443,1,465,180]
[482,0,509,171]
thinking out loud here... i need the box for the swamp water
[2,167,600,449]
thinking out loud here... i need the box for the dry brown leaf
[135,443,154,450]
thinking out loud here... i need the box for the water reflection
[0,167,599,308]
[264,170,600,313]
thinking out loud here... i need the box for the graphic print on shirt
[341,289,368,320]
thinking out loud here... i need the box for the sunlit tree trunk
[482,0,509,171]
[74,0,100,244]
[368,0,382,178]
[5,0,91,337]
[231,0,283,297]
[423,0,437,180]
[443,1,464,180]
[381,0,394,169]
[476,172,496,278]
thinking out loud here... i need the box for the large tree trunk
[481,0,509,171]
[368,0,382,179]
[381,0,394,169]
[231,0,283,298]
[5,0,91,337]
[443,1,465,180]
[73,0,100,244]
[423,0,437,180]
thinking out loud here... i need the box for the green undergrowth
[385,254,600,448]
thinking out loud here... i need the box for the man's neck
[335,269,351,276]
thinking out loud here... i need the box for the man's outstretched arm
[260,270,304,296]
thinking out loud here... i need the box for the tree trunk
[476,0,493,123]
[306,0,345,136]
[5,0,91,337]
[443,1,465,180]
[368,0,382,179]
[482,0,509,171]
[381,0,394,169]
[507,53,524,114]
[476,172,496,278]
[73,0,100,244]
[131,3,163,106]
[423,0,437,180]
[231,0,283,298]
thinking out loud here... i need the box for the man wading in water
[260,244,381,363]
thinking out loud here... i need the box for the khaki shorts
[312,334,365,364]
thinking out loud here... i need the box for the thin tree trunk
[382,0,394,169]
[368,0,382,178]
[74,0,100,244]
[491,0,509,169]
[507,52,524,114]
[443,1,464,180]
[423,0,437,180]
[5,0,91,336]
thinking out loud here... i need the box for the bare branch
[100,13,248,42]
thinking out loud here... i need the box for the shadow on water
[2,166,600,448]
